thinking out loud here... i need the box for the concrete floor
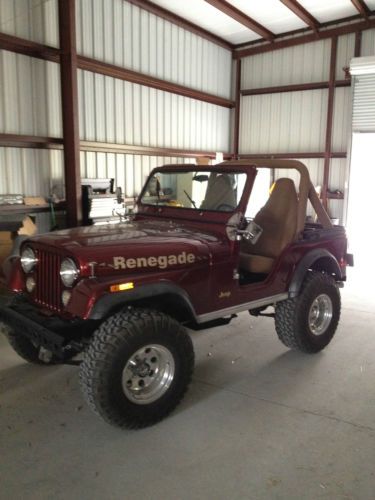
[1,268,375,499]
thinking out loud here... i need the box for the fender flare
[289,249,342,298]
[89,282,197,321]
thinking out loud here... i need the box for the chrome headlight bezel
[60,258,79,287]
[20,246,38,273]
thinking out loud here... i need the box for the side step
[188,314,237,331]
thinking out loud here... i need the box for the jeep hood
[27,219,222,269]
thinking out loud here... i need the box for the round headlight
[21,247,37,273]
[60,258,79,287]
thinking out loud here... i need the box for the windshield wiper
[184,190,197,209]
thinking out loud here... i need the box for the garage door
[350,56,375,132]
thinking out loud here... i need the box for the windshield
[140,170,247,212]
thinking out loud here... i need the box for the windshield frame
[137,165,255,219]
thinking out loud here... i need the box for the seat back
[242,178,298,259]
[200,174,236,211]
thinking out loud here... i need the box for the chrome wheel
[122,344,175,405]
[308,294,333,335]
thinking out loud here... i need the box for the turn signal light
[110,282,134,292]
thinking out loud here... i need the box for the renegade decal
[113,252,196,270]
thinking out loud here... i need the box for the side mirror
[236,220,263,244]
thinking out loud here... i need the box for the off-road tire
[275,271,341,353]
[79,309,194,429]
[5,329,56,365]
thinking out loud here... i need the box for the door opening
[346,132,375,275]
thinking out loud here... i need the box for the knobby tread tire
[5,329,51,365]
[275,271,341,354]
[79,308,194,429]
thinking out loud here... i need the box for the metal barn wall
[0,147,63,231]
[0,0,61,211]
[0,51,62,137]
[274,157,347,219]
[80,152,193,198]
[362,28,375,56]
[239,29,375,223]
[0,0,232,224]
[75,0,232,199]
[0,0,59,46]
[241,39,331,89]
[239,89,328,154]
[78,70,230,151]
[76,0,232,99]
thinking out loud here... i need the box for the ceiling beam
[204,0,274,41]
[234,17,375,58]
[126,0,233,50]
[351,0,370,18]
[280,0,320,32]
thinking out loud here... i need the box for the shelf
[0,202,66,215]
[327,192,344,200]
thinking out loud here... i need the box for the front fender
[87,282,197,321]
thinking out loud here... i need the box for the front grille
[33,248,62,312]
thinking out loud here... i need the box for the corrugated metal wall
[0,0,62,221]
[241,39,331,88]
[240,89,328,153]
[78,70,230,151]
[76,0,232,98]
[1,1,375,227]
[0,51,62,136]
[239,28,375,223]
[80,152,193,197]
[274,157,347,219]
[0,0,232,223]
[0,0,59,46]
[362,28,375,57]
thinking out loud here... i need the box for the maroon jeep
[0,160,353,428]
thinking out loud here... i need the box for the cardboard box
[0,231,14,274]
[23,196,46,206]
[0,217,37,276]
[18,216,37,237]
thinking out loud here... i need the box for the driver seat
[200,174,236,211]
[240,178,298,274]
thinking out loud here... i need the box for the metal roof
[149,0,375,46]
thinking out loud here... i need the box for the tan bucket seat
[200,174,236,211]
[239,178,298,274]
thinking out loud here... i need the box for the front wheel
[79,309,194,429]
[5,328,58,365]
[275,271,341,353]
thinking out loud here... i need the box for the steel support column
[322,36,338,209]
[58,0,81,227]
[233,59,242,158]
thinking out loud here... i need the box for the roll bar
[219,159,333,237]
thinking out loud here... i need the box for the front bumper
[0,295,98,358]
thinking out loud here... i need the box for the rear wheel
[275,271,341,353]
[79,309,194,429]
